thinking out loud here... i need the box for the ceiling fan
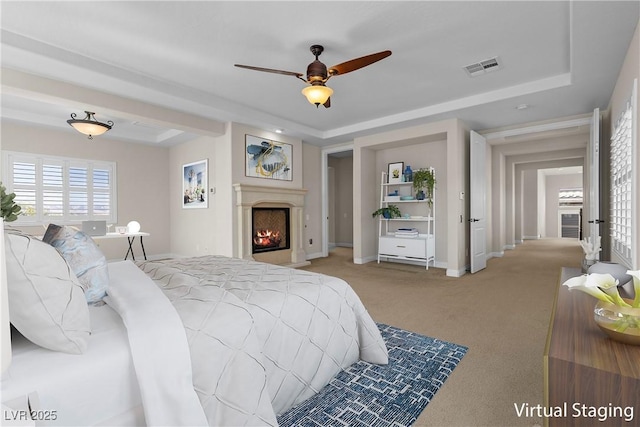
[235,45,392,108]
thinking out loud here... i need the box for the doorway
[322,146,354,257]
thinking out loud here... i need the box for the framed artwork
[388,162,404,184]
[182,159,208,209]
[245,135,292,181]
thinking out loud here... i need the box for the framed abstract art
[245,135,292,181]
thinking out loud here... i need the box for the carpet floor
[278,324,468,427]
[300,238,584,426]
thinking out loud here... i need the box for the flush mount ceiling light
[67,111,113,139]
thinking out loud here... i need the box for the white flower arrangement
[563,270,640,308]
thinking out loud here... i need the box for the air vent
[464,56,502,77]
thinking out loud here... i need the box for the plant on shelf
[372,204,402,219]
[1,182,22,223]
[412,168,436,205]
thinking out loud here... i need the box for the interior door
[470,131,487,273]
[588,108,601,258]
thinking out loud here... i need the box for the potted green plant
[1,182,21,222]
[372,204,402,219]
[412,168,436,206]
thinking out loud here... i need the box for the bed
[1,227,388,426]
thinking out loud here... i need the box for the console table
[93,232,149,261]
[543,268,640,426]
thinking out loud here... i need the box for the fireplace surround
[234,184,309,267]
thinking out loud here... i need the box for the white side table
[93,232,150,261]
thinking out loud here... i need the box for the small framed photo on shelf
[388,162,404,184]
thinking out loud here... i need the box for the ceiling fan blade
[323,97,331,108]
[328,50,392,76]
[234,64,303,78]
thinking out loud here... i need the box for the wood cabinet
[376,170,435,269]
[543,268,640,426]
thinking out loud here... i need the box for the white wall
[328,155,354,247]
[169,131,233,257]
[374,140,447,264]
[489,133,588,254]
[1,121,171,260]
[302,143,323,258]
[353,118,468,276]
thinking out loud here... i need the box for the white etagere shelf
[377,169,436,269]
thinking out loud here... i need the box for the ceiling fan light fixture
[67,111,113,139]
[301,85,333,107]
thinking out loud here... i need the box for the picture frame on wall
[245,134,292,181]
[182,159,208,209]
[388,162,404,184]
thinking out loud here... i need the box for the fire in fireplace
[252,207,290,253]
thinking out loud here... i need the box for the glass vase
[593,300,640,345]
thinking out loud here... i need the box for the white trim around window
[1,151,117,226]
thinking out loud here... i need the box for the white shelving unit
[377,168,435,269]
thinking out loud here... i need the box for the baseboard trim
[522,235,541,240]
[446,268,466,277]
[306,251,324,260]
[355,255,378,265]
[335,243,354,248]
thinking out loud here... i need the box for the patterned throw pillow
[4,230,90,353]
[43,224,109,304]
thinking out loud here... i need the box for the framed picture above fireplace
[245,134,292,181]
[182,159,208,209]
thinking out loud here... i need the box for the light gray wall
[169,131,232,257]
[1,121,171,261]
[354,118,468,276]
[302,143,323,258]
[521,169,539,239]
[374,140,447,264]
[328,155,354,247]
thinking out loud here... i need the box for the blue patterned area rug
[278,323,468,427]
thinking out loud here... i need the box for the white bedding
[3,256,388,427]
[136,256,389,419]
[1,301,142,426]
[104,261,208,427]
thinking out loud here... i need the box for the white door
[470,131,487,273]
[588,108,601,257]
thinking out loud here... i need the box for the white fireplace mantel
[233,184,309,267]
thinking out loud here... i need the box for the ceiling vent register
[464,57,502,77]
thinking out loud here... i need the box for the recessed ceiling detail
[464,57,502,77]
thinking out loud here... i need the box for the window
[609,80,637,268]
[2,151,117,225]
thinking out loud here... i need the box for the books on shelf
[394,227,419,238]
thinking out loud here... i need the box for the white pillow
[4,230,90,354]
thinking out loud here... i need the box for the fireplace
[252,207,290,253]
[234,183,309,267]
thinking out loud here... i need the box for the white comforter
[111,256,387,426]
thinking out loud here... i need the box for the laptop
[82,220,107,236]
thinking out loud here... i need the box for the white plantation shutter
[2,152,117,225]
[609,80,637,268]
